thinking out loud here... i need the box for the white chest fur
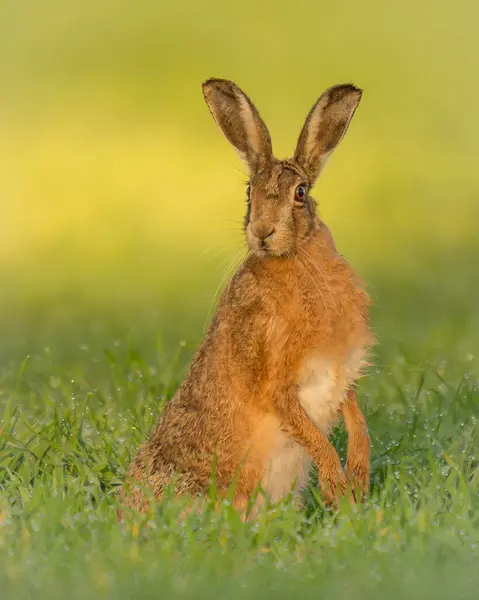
[260,346,368,504]
[298,356,341,434]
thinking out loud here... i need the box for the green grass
[1,0,478,596]
[0,260,478,600]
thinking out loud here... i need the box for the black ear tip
[202,78,219,93]
[202,78,237,91]
[349,83,363,96]
[338,83,363,95]
[203,77,220,87]
[325,83,363,104]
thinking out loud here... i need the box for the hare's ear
[202,78,273,176]
[294,84,362,184]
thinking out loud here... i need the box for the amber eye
[295,185,307,202]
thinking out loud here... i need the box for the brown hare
[119,79,375,520]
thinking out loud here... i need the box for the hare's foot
[342,389,370,501]
[318,457,355,508]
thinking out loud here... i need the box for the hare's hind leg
[117,480,158,521]
[117,449,169,520]
[341,388,370,500]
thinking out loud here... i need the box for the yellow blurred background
[1,0,478,357]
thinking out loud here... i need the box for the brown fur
[118,79,374,520]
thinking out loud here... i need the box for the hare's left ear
[294,84,362,184]
[202,78,273,176]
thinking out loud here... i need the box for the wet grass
[0,263,478,600]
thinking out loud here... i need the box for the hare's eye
[295,185,307,203]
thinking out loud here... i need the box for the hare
[118,79,374,520]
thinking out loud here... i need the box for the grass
[0,260,478,599]
[1,1,478,596]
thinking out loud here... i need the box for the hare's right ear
[202,79,273,176]
[294,84,362,184]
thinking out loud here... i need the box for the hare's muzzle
[250,220,275,248]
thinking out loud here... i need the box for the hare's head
[203,79,362,257]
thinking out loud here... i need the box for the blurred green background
[1,0,479,363]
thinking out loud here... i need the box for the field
[3,265,479,599]
[1,0,479,598]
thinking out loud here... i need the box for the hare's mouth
[248,241,293,259]
[246,223,293,258]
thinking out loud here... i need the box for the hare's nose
[251,220,275,241]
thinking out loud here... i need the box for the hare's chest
[297,347,368,433]
[297,357,341,434]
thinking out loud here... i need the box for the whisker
[231,164,249,179]
[224,227,246,235]
[194,243,232,263]
[224,249,251,303]
[300,247,339,314]
[296,249,329,320]
[223,218,244,225]
[203,250,246,332]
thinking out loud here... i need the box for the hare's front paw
[346,456,370,502]
[318,462,355,508]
